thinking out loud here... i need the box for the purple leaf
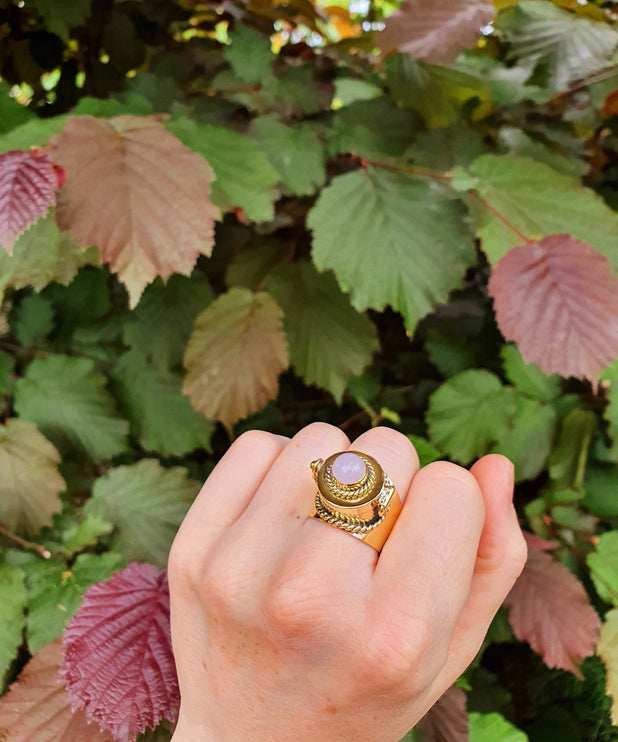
[0,149,61,254]
[61,563,180,742]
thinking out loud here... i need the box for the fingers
[168,430,288,584]
[368,460,486,686]
[254,427,420,649]
[197,423,350,620]
[434,454,526,680]
[291,427,420,575]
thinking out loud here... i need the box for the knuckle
[368,427,419,469]
[263,576,324,639]
[362,615,440,692]
[231,428,284,457]
[200,547,248,620]
[420,462,484,509]
[167,534,197,590]
[507,528,528,579]
[297,421,349,450]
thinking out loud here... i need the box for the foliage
[0,0,617,740]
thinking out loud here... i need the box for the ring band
[310,451,402,552]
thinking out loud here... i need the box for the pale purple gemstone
[332,452,366,486]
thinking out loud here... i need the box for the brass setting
[310,451,402,552]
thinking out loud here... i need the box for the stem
[363,159,451,183]
[469,191,534,245]
[0,522,51,559]
[364,158,533,244]
[558,67,618,98]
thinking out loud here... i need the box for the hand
[167,423,526,741]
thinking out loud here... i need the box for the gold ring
[309,451,402,552]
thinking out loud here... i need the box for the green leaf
[0,351,15,396]
[253,115,325,196]
[587,531,618,606]
[0,419,65,535]
[468,155,618,266]
[497,1,618,95]
[84,460,200,568]
[61,513,114,556]
[469,711,528,742]
[426,327,477,377]
[582,466,618,518]
[309,167,475,332]
[224,26,274,85]
[603,374,618,463]
[23,551,122,653]
[426,370,517,464]
[334,78,382,106]
[266,261,378,402]
[408,127,488,173]
[226,242,283,291]
[269,66,333,117]
[71,314,126,363]
[0,212,97,293]
[167,117,278,222]
[127,73,181,113]
[123,273,214,371]
[44,266,110,338]
[112,350,214,457]
[71,94,153,118]
[406,434,441,468]
[599,608,618,726]
[11,293,54,348]
[0,564,26,681]
[0,116,68,154]
[548,408,595,490]
[28,0,93,39]
[496,127,587,178]
[0,86,33,135]
[493,395,557,481]
[501,345,561,401]
[14,354,129,460]
[386,55,492,128]
[327,96,419,159]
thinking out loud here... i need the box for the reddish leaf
[0,639,114,742]
[488,235,618,385]
[504,533,600,676]
[0,150,60,255]
[415,685,468,742]
[50,115,220,306]
[61,563,179,742]
[377,0,494,64]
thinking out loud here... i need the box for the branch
[469,191,534,245]
[0,521,51,559]
[362,157,533,245]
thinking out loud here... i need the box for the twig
[0,522,51,559]
[469,191,533,245]
[363,158,452,183]
[363,157,533,244]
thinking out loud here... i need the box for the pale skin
[168,423,527,741]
